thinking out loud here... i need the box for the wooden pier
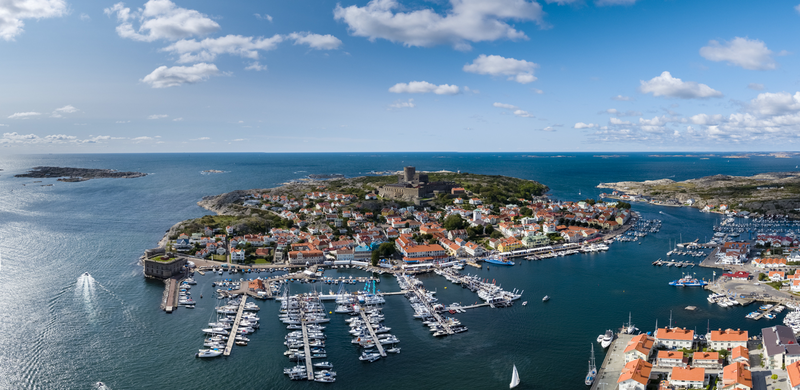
[753,304,781,320]
[359,309,387,357]
[223,296,247,356]
[301,321,314,381]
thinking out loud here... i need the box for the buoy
[329,311,332,314]
[444,287,447,289]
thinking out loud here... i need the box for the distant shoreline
[14,166,147,181]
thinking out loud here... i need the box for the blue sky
[2,0,800,153]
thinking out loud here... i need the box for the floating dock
[301,322,314,381]
[359,309,387,357]
[223,296,247,356]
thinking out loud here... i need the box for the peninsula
[598,171,800,217]
[14,166,147,182]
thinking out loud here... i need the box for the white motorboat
[542,295,550,302]
[313,361,333,369]
[522,301,528,306]
[195,348,223,358]
[601,330,614,348]
[386,346,401,353]
[184,278,197,285]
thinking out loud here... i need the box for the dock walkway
[359,309,387,357]
[223,296,247,356]
[589,332,633,390]
[301,322,314,381]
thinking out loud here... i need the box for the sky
[2,0,800,153]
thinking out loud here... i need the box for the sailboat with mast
[585,344,597,386]
[510,364,520,388]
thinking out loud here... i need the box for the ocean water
[0,152,797,390]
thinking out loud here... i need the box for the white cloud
[689,113,723,125]
[605,108,642,117]
[796,4,800,14]
[0,124,7,126]
[0,0,67,41]
[513,109,534,118]
[162,34,283,63]
[141,63,218,88]
[493,102,518,110]
[748,83,765,91]
[609,117,631,125]
[232,138,246,141]
[748,91,800,116]
[51,104,79,117]
[574,122,597,129]
[389,99,415,109]
[148,114,168,119]
[639,71,722,99]
[288,32,342,50]
[595,0,637,5]
[463,54,538,84]
[8,111,41,119]
[531,88,544,94]
[544,0,580,4]
[116,120,130,123]
[104,0,220,42]
[0,132,122,145]
[333,0,544,51]
[245,62,267,71]
[172,117,183,121]
[541,126,556,131]
[388,81,460,95]
[254,13,273,22]
[131,136,154,140]
[192,136,210,141]
[80,13,90,21]
[611,95,632,101]
[699,37,776,70]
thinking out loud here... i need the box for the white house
[669,367,707,389]
[707,328,748,351]
[617,359,651,390]
[231,248,245,261]
[655,327,695,349]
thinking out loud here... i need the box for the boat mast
[669,310,673,328]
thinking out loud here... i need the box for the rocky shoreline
[15,166,147,181]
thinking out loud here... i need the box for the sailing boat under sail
[510,364,520,388]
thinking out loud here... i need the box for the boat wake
[76,272,97,315]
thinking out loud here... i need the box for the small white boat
[601,330,614,348]
[196,348,223,358]
[542,295,550,302]
[386,346,401,353]
[522,301,528,306]
[510,364,520,389]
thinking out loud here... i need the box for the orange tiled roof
[617,358,652,385]
[624,334,654,355]
[709,328,748,342]
[692,352,719,361]
[670,366,705,382]
[731,346,749,362]
[657,327,695,341]
[657,351,683,359]
[722,362,751,388]
[789,360,800,387]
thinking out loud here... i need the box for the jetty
[223,296,247,356]
[301,322,314,380]
[590,331,634,390]
[162,277,181,313]
[360,309,387,357]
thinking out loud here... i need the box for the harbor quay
[591,331,634,390]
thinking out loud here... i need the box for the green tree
[377,242,395,258]
[520,207,533,217]
[490,230,503,239]
[371,250,379,267]
[444,214,466,231]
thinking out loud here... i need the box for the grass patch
[210,255,227,262]
[254,258,270,264]
[767,281,783,290]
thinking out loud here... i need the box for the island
[14,166,147,182]
[598,171,800,217]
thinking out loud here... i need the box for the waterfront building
[730,346,750,365]
[708,329,748,350]
[143,253,186,279]
[762,325,800,369]
[769,271,786,281]
[521,234,549,248]
[287,250,324,265]
[656,350,686,367]
[617,358,651,390]
[669,366,708,389]
[720,362,752,390]
[692,352,722,369]
[231,248,245,262]
[753,258,787,268]
[787,360,800,390]
[655,327,695,349]
[623,334,654,364]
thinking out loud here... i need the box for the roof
[657,351,682,359]
[624,334,654,355]
[731,346,749,362]
[617,358,651,385]
[722,362,751,388]
[789,360,800,387]
[670,366,705,382]
[692,352,719,361]
[762,325,800,357]
[656,327,695,341]
[709,328,748,342]
[404,244,446,253]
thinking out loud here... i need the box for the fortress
[377,166,456,203]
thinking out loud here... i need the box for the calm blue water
[0,153,797,389]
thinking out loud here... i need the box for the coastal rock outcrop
[15,166,147,181]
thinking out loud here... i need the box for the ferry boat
[668,274,708,287]
[485,257,515,266]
